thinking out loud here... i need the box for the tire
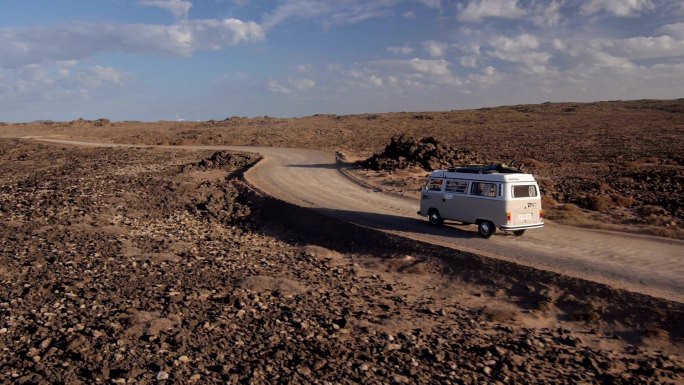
[428,209,443,226]
[513,230,526,237]
[477,221,495,239]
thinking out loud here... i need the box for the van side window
[512,184,538,198]
[427,178,444,191]
[470,182,497,197]
[445,180,468,194]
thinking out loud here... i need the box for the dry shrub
[639,205,668,216]
[623,157,661,169]
[545,203,584,221]
[623,160,643,169]
[541,195,558,208]
[612,194,635,208]
[587,194,613,212]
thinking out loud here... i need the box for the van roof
[449,164,523,174]
[429,168,537,182]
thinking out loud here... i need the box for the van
[418,164,544,238]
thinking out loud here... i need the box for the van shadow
[309,207,522,240]
[309,207,478,239]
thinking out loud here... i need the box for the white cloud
[422,40,448,58]
[456,0,526,22]
[266,80,291,94]
[555,31,684,72]
[0,19,265,68]
[489,34,539,51]
[460,56,479,67]
[403,11,416,18]
[405,58,452,75]
[388,44,415,55]
[557,39,635,70]
[262,0,399,30]
[580,0,654,17]
[490,50,553,66]
[487,34,551,66]
[599,35,684,59]
[464,65,503,86]
[292,78,316,90]
[339,58,461,91]
[561,32,677,71]
[417,0,442,9]
[266,77,316,94]
[139,0,193,20]
[659,22,684,39]
[368,75,383,87]
[529,0,563,27]
[0,63,132,103]
[297,64,313,73]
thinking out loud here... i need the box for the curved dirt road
[27,138,684,302]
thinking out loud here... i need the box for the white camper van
[418,164,544,238]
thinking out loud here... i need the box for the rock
[39,338,52,349]
[386,343,402,351]
[296,365,311,376]
[156,371,169,381]
[177,355,190,364]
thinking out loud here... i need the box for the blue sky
[1,0,683,121]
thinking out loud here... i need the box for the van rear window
[512,185,538,198]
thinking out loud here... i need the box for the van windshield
[512,184,538,198]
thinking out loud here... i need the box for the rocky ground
[1,139,683,384]
[4,99,683,238]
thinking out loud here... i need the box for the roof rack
[447,163,523,174]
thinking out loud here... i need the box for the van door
[420,178,445,216]
[442,179,470,222]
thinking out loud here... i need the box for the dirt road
[29,138,684,302]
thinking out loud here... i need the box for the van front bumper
[500,222,544,231]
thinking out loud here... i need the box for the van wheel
[478,221,495,238]
[428,209,443,226]
[513,230,526,237]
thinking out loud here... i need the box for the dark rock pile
[66,118,111,127]
[361,135,480,171]
[183,151,258,225]
[185,151,253,172]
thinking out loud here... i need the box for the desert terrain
[1,99,683,384]
[3,99,682,238]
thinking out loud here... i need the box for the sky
[0,0,683,122]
